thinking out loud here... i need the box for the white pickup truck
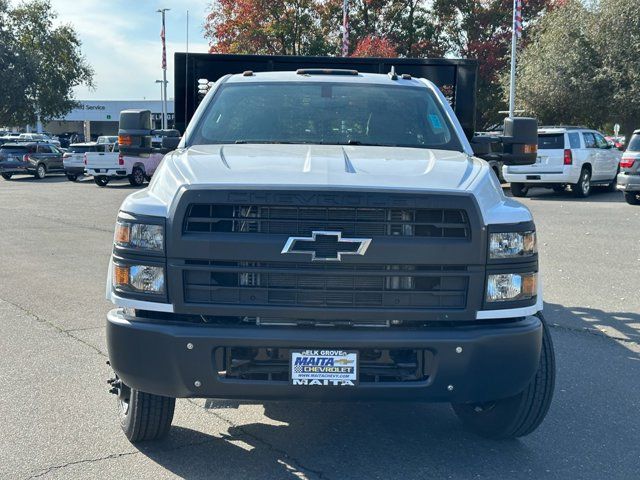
[85,143,163,187]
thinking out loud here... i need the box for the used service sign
[291,350,358,386]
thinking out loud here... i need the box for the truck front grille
[183,204,470,238]
[182,261,468,309]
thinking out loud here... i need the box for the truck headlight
[489,231,536,259]
[486,272,537,302]
[114,264,165,295]
[115,219,164,251]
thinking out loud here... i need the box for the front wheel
[129,167,145,187]
[1,173,12,180]
[510,183,528,197]
[113,376,175,443]
[452,313,555,439]
[94,176,109,187]
[624,191,640,205]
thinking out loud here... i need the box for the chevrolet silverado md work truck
[105,54,554,442]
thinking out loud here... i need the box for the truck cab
[105,65,555,443]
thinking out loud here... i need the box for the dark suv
[0,142,64,180]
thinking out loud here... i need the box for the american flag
[160,23,167,70]
[514,0,523,39]
[341,0,349,57]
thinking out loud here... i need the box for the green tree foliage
[517,0,640,138]
[0,0,93,126]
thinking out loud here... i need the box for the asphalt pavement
[0,174,638,479]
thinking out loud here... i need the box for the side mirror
[500,117,538,165]
[161,136,181,151]
[118,109,152,155]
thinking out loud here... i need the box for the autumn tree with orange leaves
[204,0,555,127]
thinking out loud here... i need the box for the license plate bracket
[290,349,358,387]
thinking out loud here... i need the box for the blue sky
[50,0,211,101]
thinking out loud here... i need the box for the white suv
[502,127,621,197]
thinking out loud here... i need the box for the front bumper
[617,172,640,192]
[107,309,543,403]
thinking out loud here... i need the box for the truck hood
[163,143,479,190]
[122,144,532,225]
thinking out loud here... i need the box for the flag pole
[508,0,520,118]
[158,8,170,130]
[341,0,349,57]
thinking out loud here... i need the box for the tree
[205,0,332,55]
[351,35,397,57]
[431,0,552,128]
[516,0,609,127]
[0,0,93,126]
[594,0,640,140]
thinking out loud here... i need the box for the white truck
[85,142,162,187]
[105,57,555,443]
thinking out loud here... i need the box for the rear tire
[1,173,12,180]
[129,166,145,187]
[34,163,46,180]
[94,176,109,187]
[115,377,175,443]
[624,191,640,205]
[573,168,591,197]
[66,174,78,182]
[452,313,555,439]
[552,185,565,193]
[510,183,528,197]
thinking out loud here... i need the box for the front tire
[115,377,175,443]
[34,163,46,180]
[624,191,640,205]
[1,173,12,180]
[510,183,528,197]
[129,167,145,187]
[573,168,591,197]
[452,313,555,439]
[94,176,109,187]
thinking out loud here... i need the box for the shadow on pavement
[544,301,640,353]
[137,401,536,479]
[6,174,67,183]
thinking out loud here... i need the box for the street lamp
[155,80,167,129]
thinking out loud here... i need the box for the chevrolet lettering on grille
[281,231,372,261]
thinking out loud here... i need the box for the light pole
[157,8,170,130]
[155,80,165,129]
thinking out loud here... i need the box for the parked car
[617,129,640,205]
[63,142,101,181]
[97,135,118,145]
[503,126,622,197]
[18,133,61,147]
[0,142,64,180]
[605,135,625,151]
[85,143,163,187]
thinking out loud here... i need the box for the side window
[568,132,581,149]
[582,132,597,148]
[593,133,608,149]
[37,144,52,153]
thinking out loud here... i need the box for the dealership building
[44,100,175,140]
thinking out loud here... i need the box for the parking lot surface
[0,175,638,479]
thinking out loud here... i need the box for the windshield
[189,82,462,151]
[627,134,640,152]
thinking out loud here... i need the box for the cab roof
[225,70,427,88]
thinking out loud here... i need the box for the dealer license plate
[290,349,358,387]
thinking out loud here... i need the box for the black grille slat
[184,204,470,238]
[182,262,468,309]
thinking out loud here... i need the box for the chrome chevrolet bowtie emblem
[281,231,372,261]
